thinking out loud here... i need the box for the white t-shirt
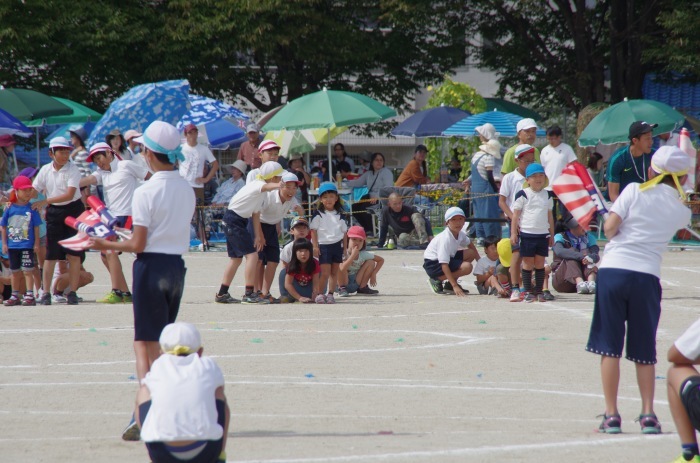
[140,354,225,443]
[91,160,149,216]
[512,188,553,235]
[280,241,294,265]
[32,162,82,205]
[674,318,700,360]
[310,210,347,244]
[499,169,526,211]
[473,255,498,275]
[540,142,577,189]
[260,190,299,224]
[423,228,470,263]
[179,143,216,188]
[599,183,691,278]
[131,170,196,254]
[228,180,267,218]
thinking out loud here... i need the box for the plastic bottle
[440,162,449,183]
[313,173,320,190]
[336,171,343,188]
[387,238,396,250]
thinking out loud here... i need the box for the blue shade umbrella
[0,108,32,137]
[47,122,97,141]
[442,110,546,137]
[176,94,250,147]
[87,79,190,146]
[391,106,471,137]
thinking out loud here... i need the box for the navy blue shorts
[518,232,549,258]
[223,210,255,258]
[423,250,465,280]
[586,268,662,364]
[8,248,35,272]
[319,240,343,265]
[139,399,225,463]
[247,222,280,264]
[133,253,186,342]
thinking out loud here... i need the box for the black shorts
[8,248,35,272]
[423,250,465,280]
[681,376,700,433]
[518,232,549,258]
[139,399,226,463]
[223,210,255,258]
[46,199,85,261]
[248,222,280,264]
[132,253,186,342]
[319,241,343,265]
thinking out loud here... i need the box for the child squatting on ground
[280,238,320,303]
[1,175,42,306]
[310,182,348,304]
[136,322,230,463]
[472,235,506,296]
[586,146,692,436]
[338,225,384,296]
[423,206,480,297]
[510,162,554,303]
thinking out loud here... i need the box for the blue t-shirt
[0,203,43,249]
[606,145,654,194]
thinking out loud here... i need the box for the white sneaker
[52,293,67,304]
[577,282,589,294]
[509,289,521,302]
[586,281,596,294]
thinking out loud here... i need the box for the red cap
[12,175,33,190]
[184,123,198,134]
[347,225,366,240]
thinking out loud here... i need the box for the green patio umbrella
[0,88,72,121]
[578,98,685,147]
[262,88,396,179]
[25,97,101,127]
[484,98,542,121]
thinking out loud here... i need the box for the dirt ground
[1,248,699,463]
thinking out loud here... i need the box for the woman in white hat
[211,160,247,206]
[469,139,503,242]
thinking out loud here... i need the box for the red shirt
[287,258,320,286]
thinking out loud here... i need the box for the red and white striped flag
[59,233,93,252]
[552,161,609,230]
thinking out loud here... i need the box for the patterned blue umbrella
[87,79,190,146]
[0,108,32,137]
[442,110,545,138]
[391,106,470,137]
[176,95,250,147]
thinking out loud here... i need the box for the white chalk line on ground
[232,434,675,463]
[0,378,663,405]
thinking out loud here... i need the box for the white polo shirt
[423,228,470,263]
[140,353,225,442]
[179,143,216,188]
[310,210,347,244]
[675,318,700,361]
[228,180,267,218]
[512,188,553,235]
[32,162,82,205]
[131,170,195,254]
[499,169,526,211]
[260,191,299,224]
[91,160,149,216]
[599,183,691,278]
[280,241,294,265]
[540,142,576,189]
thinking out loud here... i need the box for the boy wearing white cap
[422,206,480,297]
[586,146,692,435]
[252,171,305,303]
[31,136,85,305]
[136,322,229,463]
[215,162,283,304]
[88,121,196,440]
[500,118,541,175]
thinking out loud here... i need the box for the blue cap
[318,182,338,196]
[525,162,545,178]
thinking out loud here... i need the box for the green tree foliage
[0,0,470,116]
[462,0,666,113]
[422,77,486,179]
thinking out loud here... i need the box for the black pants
[351,200,373,233]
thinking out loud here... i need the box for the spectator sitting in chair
[346,152,394,236]
[211,160,247,206]
[377,192,432,248]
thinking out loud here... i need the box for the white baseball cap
[159,322,202,356]
[516,118,537,132]
[445,206,466,222]
[258,161,284,180]
[49,136,72,150]
[133,121,180,154]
